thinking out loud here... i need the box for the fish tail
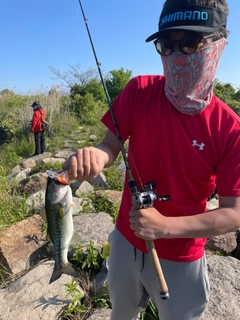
[49,265,62,284]
[62,262,79,278]
[49,262,78,284]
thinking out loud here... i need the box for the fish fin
[46,227,51,241]
[39,207,46,221]
[49,265,62,284]
[70,202,79,216]
[62,262,79,278]
[70,229,82,244]
[49,263,78,284]
[46,232,51,242]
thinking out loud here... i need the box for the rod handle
[145,240,169,300]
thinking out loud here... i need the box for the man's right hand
[62,147,107,181]
[62,129,121,182]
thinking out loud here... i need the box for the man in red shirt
[31,101,46,155]
[63,0,240,319]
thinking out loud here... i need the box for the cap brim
[145,26,218,42]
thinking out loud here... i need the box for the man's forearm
[95,129,121,168]
[164,206,240,239]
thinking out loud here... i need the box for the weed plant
[81,191,119,223]
[0,172,31,229]
[60,242,111,320]
[61,241,159,319]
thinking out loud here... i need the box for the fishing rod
[77,0,169,300]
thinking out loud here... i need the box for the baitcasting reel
[128,180,170,210]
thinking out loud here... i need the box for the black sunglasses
[154,34,215,56]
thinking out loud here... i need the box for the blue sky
[1,0,239,94]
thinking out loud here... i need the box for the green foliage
[0,263,17,288]
[70,78,105,103]
[0,172,30,229]
[0,144,23,171]
[64,280,86,316]
[63,278,111,319]
[214,79,240,115]
[105,68,132,102]
[140,299,158,319]
[81,191,119,222]
[104,154,124,191]
[29,161,63,176]
[70,92,107,126]
[71,241,103,274]
[62,241,111,319]
[0,93,28,145]
[235,89,240,102]
[64,280,86,315]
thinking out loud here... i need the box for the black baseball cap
[146,4,227,42]
[31,101,39,107]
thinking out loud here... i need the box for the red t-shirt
[101,75,240,262]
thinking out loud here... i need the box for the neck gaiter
[161,38,227,115]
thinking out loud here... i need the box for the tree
[49,64,98,89]
[214,80,236,101]
[214,79,240,115]
[105,68,132,102]
[70,78,105,102]
[71,93,105,125]
[234,89,240,102]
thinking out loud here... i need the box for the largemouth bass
[45,170,81,284]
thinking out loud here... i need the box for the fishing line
[77,0,134,184]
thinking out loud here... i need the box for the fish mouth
[54,175,69,185]
[47,170,69,185]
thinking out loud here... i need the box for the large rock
[201,255,240,320]
[19,172,48,194]
[0,261,82,320]
[0,215,45,276]
[74,212,115,250]
[73,180,94,197]
[10,168,31,182]
[87,308,111,320]
[20,158,37,169]
[205,232,237,254]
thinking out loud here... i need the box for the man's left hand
[129,207,167,240]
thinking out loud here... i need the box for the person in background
[30,101,45,155]
[63,0,240,319]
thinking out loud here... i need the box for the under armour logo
[192,140,205,150]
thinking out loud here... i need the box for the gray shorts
[107,228,210,320]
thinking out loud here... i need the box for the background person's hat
[31,101,39,108]
[146,4,227,42]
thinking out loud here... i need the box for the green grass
[0,174,31,229]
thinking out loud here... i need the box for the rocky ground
[0,151,240,320]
